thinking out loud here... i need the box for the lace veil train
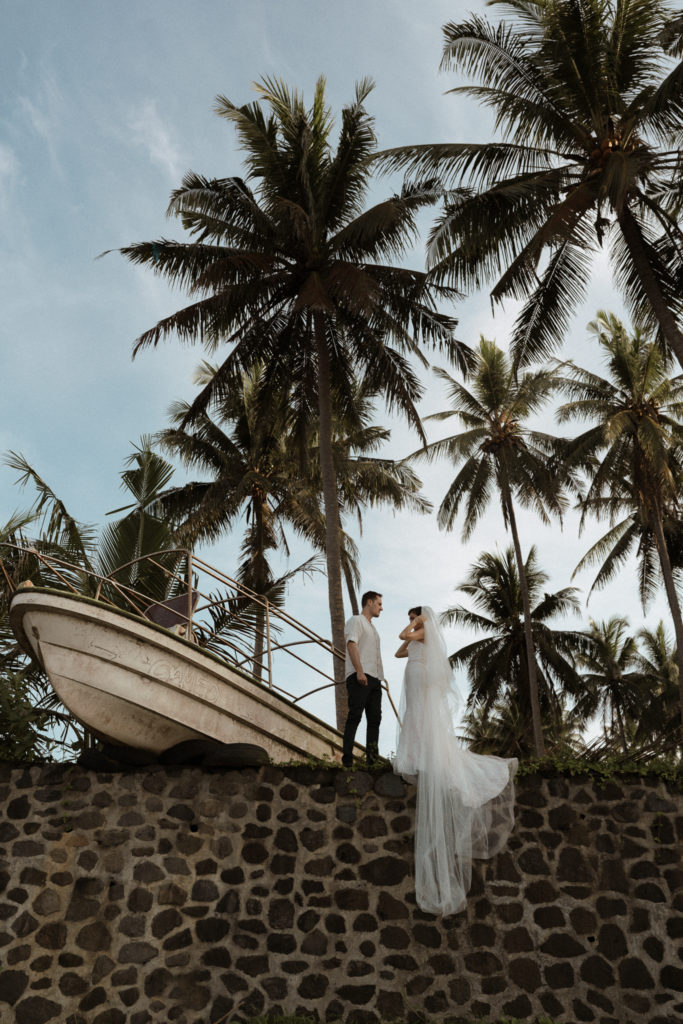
[394,606,517,915]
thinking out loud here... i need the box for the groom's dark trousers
[342,673,382,764]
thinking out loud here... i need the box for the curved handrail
[0,542,391,724]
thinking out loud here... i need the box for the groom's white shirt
[344,614,384,680]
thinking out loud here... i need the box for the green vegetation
[2,3,683,762]
[447,546,588,759]
[223,1013,562,1024]
[412,339,566,756]
[375,0,683,369]
[273,750,682,788]
[515,752,683,787]
[557,311,683,732]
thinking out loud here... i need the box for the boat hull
[10,589,360,763]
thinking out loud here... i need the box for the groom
[341,590,384,767]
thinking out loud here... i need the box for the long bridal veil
[394,607,517,916]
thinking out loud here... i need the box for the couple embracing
[341,590,517,917]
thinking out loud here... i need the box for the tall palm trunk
[253,605,266,683]
[649,507,683,742]
[314,313,348,729]
[344,562,360,616]
[614,701,628,755]
[501,476,546,756]
[618,206,683,371]
[248,499,269,684]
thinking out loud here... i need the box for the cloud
[0,144,18,209]
[18,73,66,174]
[128,99,184,183]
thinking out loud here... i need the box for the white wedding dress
[393,608,517,916]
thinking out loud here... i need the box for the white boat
[6,548,364,765]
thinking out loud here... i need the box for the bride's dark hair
[408,606,422,617]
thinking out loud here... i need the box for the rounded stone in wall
[377,892,408,920]
[58,972,89,996]
[15,995,62,1024]
[0,968,29,1004]
[12,911,38,938]
[34,923,66,950]
[497,902,523,923]
[636,882,667,902]
[7,796,30,820]
[643,935,664,962]
[151,908,182,938]
[660,965,683,990]
[301,928,327,955]
[580,954,615,988]
[379,925,410,950]
[91,955,115,984]
[412,924,441,949]
[597,921,628,958]
[304,855,336,876]
[524,879,558,903]
[297,973,328,998]
[352,913,378,933]
[508,956,542,992]
[503,994,533,1019]
[359,856,409,886]
[76,922,111,952]
[540,989,565,1018]
[534,905,565,928]
[544,961,574,988]
[518,847,551,875]
[503,926,533,953]
[619,956,656,989]
[464,951,503,974]
[541,933,586,958]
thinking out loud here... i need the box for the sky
[1,0,674,756]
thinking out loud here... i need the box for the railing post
[265,598,273,689]
[187,551,194,640]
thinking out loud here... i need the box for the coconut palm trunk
[344,563,360,616]
[314,313,348,727]
[617,207,683,371]
[246,499,271,684]
[252,605,266,683]
[649,508,683,739]
[613,703,628,755]
[501,475,546,757]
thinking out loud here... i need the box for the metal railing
[0,543,400,722]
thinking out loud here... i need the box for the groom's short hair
[361,590,382,607]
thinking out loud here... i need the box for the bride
[393,605,517,916]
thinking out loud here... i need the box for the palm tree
[557,311,683,737]
[100,439,183,603]
[156,367,322,680]
[158,366,431,698]
[574,616,643,752]
[375,0,683,368]
[114,78,468,726]
[446,546,588,754]
[460,694,584,758]
[4,442,183,605]
[0,511,65,761]
[1,443,190,758]
[633,620,680,751]
[3,452,97,578]
[415,338,565,754]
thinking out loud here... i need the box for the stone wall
[0,761,681,1024]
